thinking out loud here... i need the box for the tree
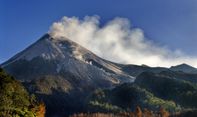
[143,108,153,117]
[35,102,46,117]
[159,107,169,117]
[135,106,142,117]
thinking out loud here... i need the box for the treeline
[70,106,170,117]
[0,68,46,117]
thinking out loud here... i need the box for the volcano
[1,34,135,116]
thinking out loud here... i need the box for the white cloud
[49,16,197,67]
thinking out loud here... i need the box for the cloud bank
[49,16,197,67]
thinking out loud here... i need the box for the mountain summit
[2,33,134,88]
[170,63,197,74]
[1,34,136,115]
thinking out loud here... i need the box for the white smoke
[49,16,197,67]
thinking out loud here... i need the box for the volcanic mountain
[2,34,134,83]
[1,34,197,116]
[1,34,135,115]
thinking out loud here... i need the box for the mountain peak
[171,63,196,69]
[170,63,197,74]
[2,33,134,83]
[2,33,94,66]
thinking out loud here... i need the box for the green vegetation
[70,106,171,117]
[0,68,45,117]
[89,101,122,112]
[135,72,197,108]
[87,84,179,113]
[86,69,197,114]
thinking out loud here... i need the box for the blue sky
[0,0,197,64]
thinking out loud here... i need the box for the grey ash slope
[2,34,134,87]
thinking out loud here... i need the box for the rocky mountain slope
[170,63,197,74]
[1,33,197,116]
[2,34,134,84]
[1,34,135,116]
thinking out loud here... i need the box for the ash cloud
[49,16,197,67]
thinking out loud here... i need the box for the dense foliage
[85,71,197,116]
[0,68,45,117]
[86,84,179,113]
[70,106,170,117]
[135,72,197,108]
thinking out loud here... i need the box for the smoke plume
[49,16,197,67]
